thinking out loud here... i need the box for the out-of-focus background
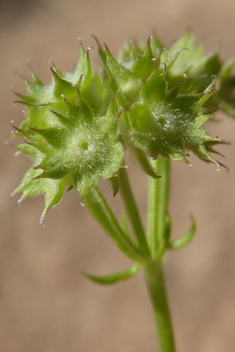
[1,0,235,351]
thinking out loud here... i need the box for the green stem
[147,158,170,257]
[86,160,175,351]
[119,167,151,257]
[146,158,176,351]
[84,186,143,262]
[144,260,176,352]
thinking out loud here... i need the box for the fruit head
[11,43,124,222]
[11,32,233,220]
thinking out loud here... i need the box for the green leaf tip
[83,263,140,285]
[168,215,196,250]
[11,32,234,219]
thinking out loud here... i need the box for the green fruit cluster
[11,32,234,221]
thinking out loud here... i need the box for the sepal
[131,145,160,179]
[12,166,67,223]
[109,175,119,196]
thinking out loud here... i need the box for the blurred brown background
[1,0,235,351]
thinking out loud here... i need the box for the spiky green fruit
[12,44,124,221]
[97,33,229,165]
[11,33,233,220]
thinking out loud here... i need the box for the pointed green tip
[168,215,196,250]
[83,264,140,285]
